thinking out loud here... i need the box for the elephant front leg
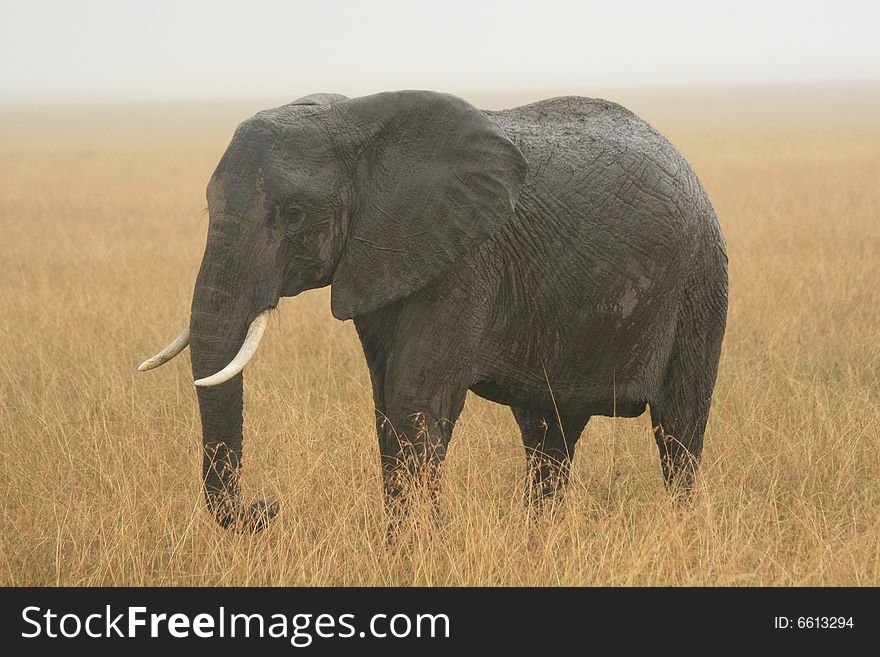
[512,406,589,506]
[378,412,445,515]
[377,388,467,536]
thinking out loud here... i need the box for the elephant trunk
[189,243,278,532]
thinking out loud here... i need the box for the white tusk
[193,310,271,387]
[138,325,190,371]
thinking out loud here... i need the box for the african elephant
[139,90,727,532]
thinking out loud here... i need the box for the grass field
[1,82,879,585]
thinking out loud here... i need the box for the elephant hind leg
[511,405,590,506]
[650,278,726,494]
[650,394,709,495]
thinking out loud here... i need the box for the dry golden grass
[1,83,879,585]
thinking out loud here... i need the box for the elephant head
[139,90,527,531]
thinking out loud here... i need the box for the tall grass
[1,84,878,585]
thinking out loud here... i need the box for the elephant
[139,90,727,532]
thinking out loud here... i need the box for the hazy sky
[1,0,878,104]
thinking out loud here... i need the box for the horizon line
[2,77,879,110]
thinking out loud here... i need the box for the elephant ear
[328,90,528,320]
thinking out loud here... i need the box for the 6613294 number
[774,617,853,629]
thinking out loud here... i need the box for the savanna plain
[1,83,878,585]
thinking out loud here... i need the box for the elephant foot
[206,489,279,532]
[234,499,279,533]
[525,489,566,511]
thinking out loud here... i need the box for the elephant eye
[282,202,305,225]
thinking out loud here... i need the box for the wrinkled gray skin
[188,90,727,532]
